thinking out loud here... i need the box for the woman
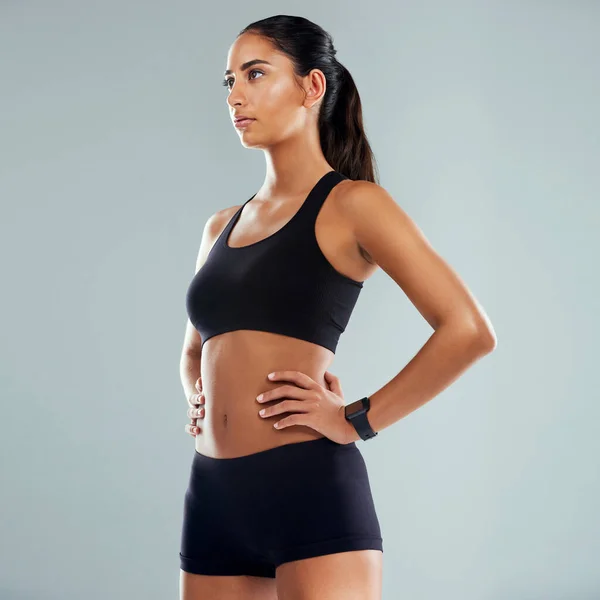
[178,15,497,600]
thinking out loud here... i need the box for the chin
[241,140,262,149]
[239,135,268,150]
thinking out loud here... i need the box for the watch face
[346,401,366,418]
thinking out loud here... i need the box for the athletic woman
[178,15,497,600]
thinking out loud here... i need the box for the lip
[234,118,255,128]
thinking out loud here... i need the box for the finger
[195,377,202,393]
[273,413,307,430]
[259,399,311,418]
[187,406,205,419]
[267,371,319,390]
[324,371,343,396]
[188,392,204,407]
[257,384,312,404]
[185,422,200,436]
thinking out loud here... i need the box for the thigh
[275,549,383,600]
[262,439,383,567]
[180,571,277,600]
[179,449,277,581]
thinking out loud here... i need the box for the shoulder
[193,204,243,272]
[333,178,404,233]
[329,179,396,266]
[334,178,410,227]
[205,203,243,238]
[333,178,422,266]
[334,178,393,209]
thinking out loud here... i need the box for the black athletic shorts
[179,436,383,578]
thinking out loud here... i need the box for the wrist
[345,420,361,444]
[344,396,379,442]
[342,404,360,444]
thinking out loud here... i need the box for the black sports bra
[185,170,364,354]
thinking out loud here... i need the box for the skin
[184,32,379,459]
[180,31,496,600]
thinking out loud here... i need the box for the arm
[179,218,210,405]
[179,205,242,403]
[180,347,202,403]
[339,181,497,441]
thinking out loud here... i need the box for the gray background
[1,2,598,599]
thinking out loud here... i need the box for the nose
[226,83,246,110]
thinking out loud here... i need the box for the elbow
[452,315,497,354]
[473,322,497,354]
[435,312,498,354]
[480,331,497,353]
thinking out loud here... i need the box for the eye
[221,69,264,90]
[248,68,264,81]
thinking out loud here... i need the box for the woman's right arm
[179,205,240,436]
[180,213,216,436]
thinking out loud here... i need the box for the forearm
[180,351,202,402]
[349,323,495,442]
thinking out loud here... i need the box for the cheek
[259,82,304,133]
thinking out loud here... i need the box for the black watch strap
[344,396,378,441]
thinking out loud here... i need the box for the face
[223,32,326,148]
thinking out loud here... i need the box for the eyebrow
[224,59,273,76]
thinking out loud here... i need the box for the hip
[180,436,382,567]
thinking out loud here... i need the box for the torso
[194,177,378,458]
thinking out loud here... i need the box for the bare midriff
[195,329,335,459]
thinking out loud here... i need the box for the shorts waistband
[193,436,357,468]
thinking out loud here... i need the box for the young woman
[178,15,497,600]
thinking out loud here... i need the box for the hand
[185,376,205,437]
[256,370,355,445]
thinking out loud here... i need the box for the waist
[194,435,358,468]
[196,332,335,457]
[200,330,334,391]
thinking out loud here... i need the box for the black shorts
[179,436,383,578]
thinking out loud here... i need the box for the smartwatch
[344,396,378,441]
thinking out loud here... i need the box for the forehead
[225,33,282,71]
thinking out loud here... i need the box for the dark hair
[238,15,379,184]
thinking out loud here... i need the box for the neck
[259,129,332,199]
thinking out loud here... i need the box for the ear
[302,68,327,109]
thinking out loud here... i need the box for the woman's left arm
[340,181,497,442]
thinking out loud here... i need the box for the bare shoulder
[332,178,394,217]
[331,178,395,264]
[334,178,390,205]
[206,204,243,239]
[333,178,413,237]
[194,203,243,272]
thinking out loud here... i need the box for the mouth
[234,118,255,128]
